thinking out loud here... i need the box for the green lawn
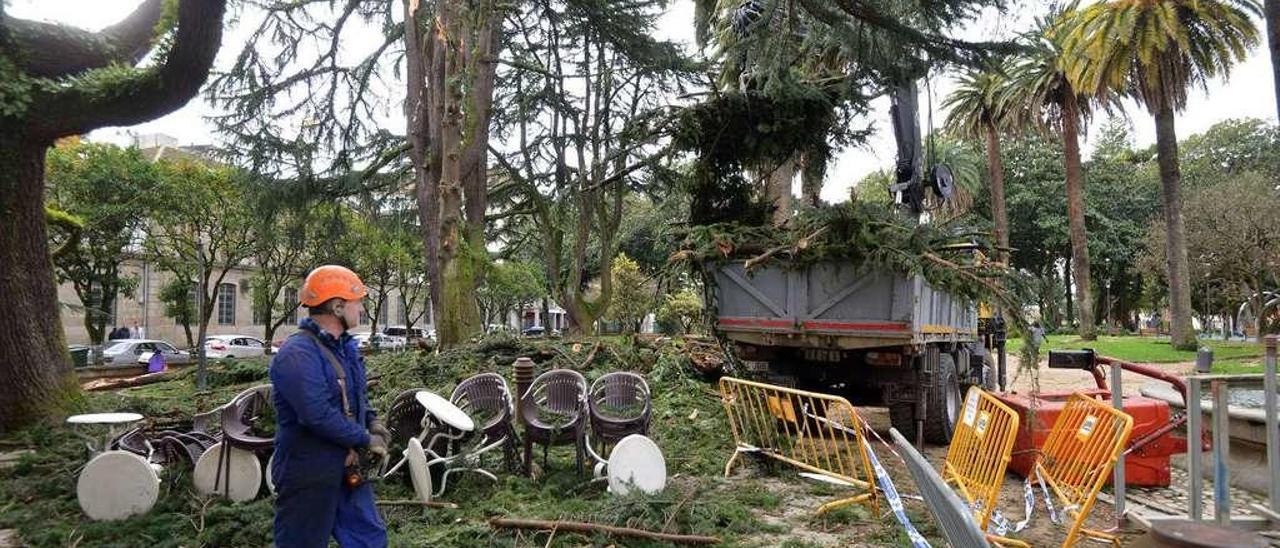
[1007,334,1264,364]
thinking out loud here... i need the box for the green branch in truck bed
[671,201,1041,370]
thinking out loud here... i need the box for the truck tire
[888,352,962,445]
[925,353,962,444]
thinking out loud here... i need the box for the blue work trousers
[274,479,387,547]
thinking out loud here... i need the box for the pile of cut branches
[672,201,1032,326]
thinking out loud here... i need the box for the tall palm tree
[1268,0,1280,120]
[944,63,1016,264]
[1006,12,1106,341]
[1065,0,1261,350]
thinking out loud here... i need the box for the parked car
[486,324,516,335]
[353,332,406,351]
[382,325,427,341]
[204,335,268,359]
[521,325,562,337]
[100,339,192,366]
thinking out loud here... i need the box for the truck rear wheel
[888,352,962,445]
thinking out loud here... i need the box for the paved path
[1004,355,1194,396]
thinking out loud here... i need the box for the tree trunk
[0,136,81,432]
[180,320,194,349]
[1268,0,1280,122]
[1255,279,1268,343]
[766,159,795,227]
[1064,258,1074,327]
[1062,94,1095,340]
[1154,106,1197,350]
[433,0,482,348]
[800,150,825,207]
[405,0,444,334]
[983,122,1009,265]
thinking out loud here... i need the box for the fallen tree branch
[81,371,172,391]
[743,226,828,271]
[578,342,601,369]
[375,499,458,509]
[489,517,721,545]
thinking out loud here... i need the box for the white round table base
[77,450,160,521]
[193,442,262,502]
[607,434,666,496]
[265,453,276,495]
[406,437,433,504]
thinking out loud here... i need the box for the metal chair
[451,372,519,472]
[520,369,588,476]
[385,388,428,449]
[588,372,652,454]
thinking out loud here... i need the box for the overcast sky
[13,0,1279,203]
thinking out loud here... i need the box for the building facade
[59,258,433,347]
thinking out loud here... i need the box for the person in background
[1030,321,1046,350]
[269,265,389,547]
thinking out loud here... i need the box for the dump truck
[707,81,1007,444]
[709,262,1004,444]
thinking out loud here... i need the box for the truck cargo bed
[710,261,977,350]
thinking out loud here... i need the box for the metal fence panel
[890,427,991,548]
[943,387,1020,532]
[997,392,1134,548]
[719,376,879,515]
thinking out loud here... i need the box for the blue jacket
[270,318,373,487]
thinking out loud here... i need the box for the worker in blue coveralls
[270,265,390,547]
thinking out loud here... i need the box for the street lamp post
[196,235,208,391]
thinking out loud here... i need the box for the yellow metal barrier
[944,387,1020,532]
[718,376,878,516]
[994,392,1134,548]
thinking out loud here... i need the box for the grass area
[1007,334,1264,365]
[0,335,929,547]
[1212,361,1267,375]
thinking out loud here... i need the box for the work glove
[369,418,391,440]
[367,419,390,459]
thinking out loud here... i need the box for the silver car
[204,335,268,359]
[101,339,192,366]
[352,332,406,351]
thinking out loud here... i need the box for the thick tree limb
[489,517,720,545]
[30,0,227,139]
[3,0,165,79]
[375,499,458,509]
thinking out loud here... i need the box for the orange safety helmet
[300,265,368,308]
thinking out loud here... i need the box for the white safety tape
[802,408,924,502]
[977,465,1070,536]
[1034,467,1062,525]
[861,436,931,548]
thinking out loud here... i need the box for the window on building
[399,296,409,325]
[252,294,267,325]
[359,298,370,325]
[379,298,389,325]
[217,283,236,325]
[284,287,299,325]
[86,282,115,325]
